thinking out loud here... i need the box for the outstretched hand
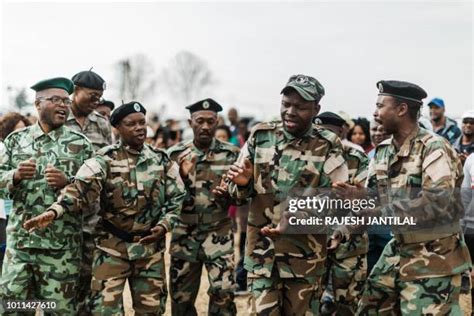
[23,210,56,232]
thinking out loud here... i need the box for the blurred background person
[0,112,31,273]
[215,125,232,143]
[454,110,474,165]
[337,111,364,152]
[227,107,239,146]
[348,117,373,154]
[96,99,115,120]
[0,112,31,140]
[368,119,389,159]
[428,97,461,144]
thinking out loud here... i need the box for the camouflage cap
[281,74,325,102]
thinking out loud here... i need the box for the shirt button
[36,187,39,191]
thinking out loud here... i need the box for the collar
[192,138,217,156]
[67,109,98,122]
[282,124,314,142]
[31,122,65,141]
[392,126,420,158]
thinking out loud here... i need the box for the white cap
[462,110,474,120]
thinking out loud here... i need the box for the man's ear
[188,118,192,127]
[34,99,41,112]
[397,102,408,117]
[314,103,321,116]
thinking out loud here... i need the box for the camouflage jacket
[367,126,471,280]
[335,144,369,259]
[66,110,112,151]
[49,142,185,261]
[66,110,112,234]
[167,138,240,261]
[229,121,349,278]
[0,123,94,250]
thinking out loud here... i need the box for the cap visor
[281,84,315,101]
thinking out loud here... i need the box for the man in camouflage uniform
[25,101,185,315]
[0,77,94,314]
[67,69,112,314]
[315,112,369,315]
[336,80,472,315]
[167,98,239,316]
[226,75,349,315]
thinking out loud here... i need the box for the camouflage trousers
[0,247,80,315]
[76,232,94,316]
[169,253,236,316]
[90,249,167,315]
[324,252,367,315]
[356,239,472,315]
[247,271,323,316]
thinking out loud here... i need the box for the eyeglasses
[37,96,72,106]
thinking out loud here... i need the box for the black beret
[99,99,115,111]
[314,111,346,127]
[72,70,106,91]
[376,80,427,104]
[30,77,74,94]
[186,98,222,114]
[110,101,146,127]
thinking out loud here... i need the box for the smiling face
[35,88,70,132]
[280,89,319,137]
[116,112,147,150]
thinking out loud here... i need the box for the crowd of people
[0,70,473,315]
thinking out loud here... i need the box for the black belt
[101,219,151,243]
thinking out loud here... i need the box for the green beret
[30,77,74,94]
[72,70,106,91]
[281,74,325,102]
[110,101,146,127]
[186,98,223,114]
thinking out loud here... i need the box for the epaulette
[347,146,368,161]
[216,139,240,153]
[418,128,439,146]
[66,126,92,141]
[248,121,278,138]
[167,140,193,156]
[4,125,29,141]
[146,143,167,155]
[97,143,121,156]
[316,126,339,145]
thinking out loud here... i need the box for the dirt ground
[123,232,249,315]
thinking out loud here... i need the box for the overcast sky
[1,0,472,120]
